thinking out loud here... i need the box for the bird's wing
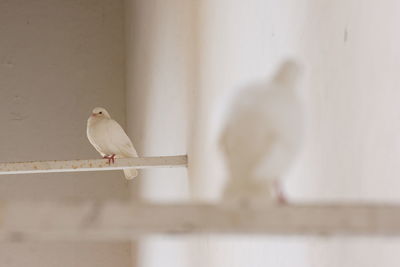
[87,123,106,156]
[106,119,138,158]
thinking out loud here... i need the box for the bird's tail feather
[123,168,138,180]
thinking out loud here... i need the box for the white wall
[299,1,400,266]
[297,0,400,202]
[191,0,307,201]
[189,2,310,267]
[126,0,400,266]
[0,0,132,266]
[125,1,195,267]
[191,1,400,267]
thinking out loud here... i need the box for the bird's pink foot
[277,191,287,205]
[103,154,116,165]
[274,180,288,205]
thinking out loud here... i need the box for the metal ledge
[0,155,188,175]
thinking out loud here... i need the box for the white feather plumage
[219,60,304,203]
[87,107,138,179]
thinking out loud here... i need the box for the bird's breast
[87,120,116,155]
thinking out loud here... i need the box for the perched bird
[87,107,139,179]
[219,60,304,204]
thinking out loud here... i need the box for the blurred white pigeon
[219,60,304,204]
[87,107,139,179]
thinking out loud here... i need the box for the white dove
[87,107,138,179]
[219,60,304,204]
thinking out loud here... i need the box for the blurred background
[1,0,400,266]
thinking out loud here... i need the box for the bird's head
[90,107,111,119]
[272,59,302,88]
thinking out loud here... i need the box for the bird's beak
[91,113,97,117]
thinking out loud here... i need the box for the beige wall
[0,242,131,267]
[0,0,131,266]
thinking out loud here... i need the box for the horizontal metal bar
[1,201,400,241]
[0,155,187,175]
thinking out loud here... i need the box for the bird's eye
[99,112,103,114]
